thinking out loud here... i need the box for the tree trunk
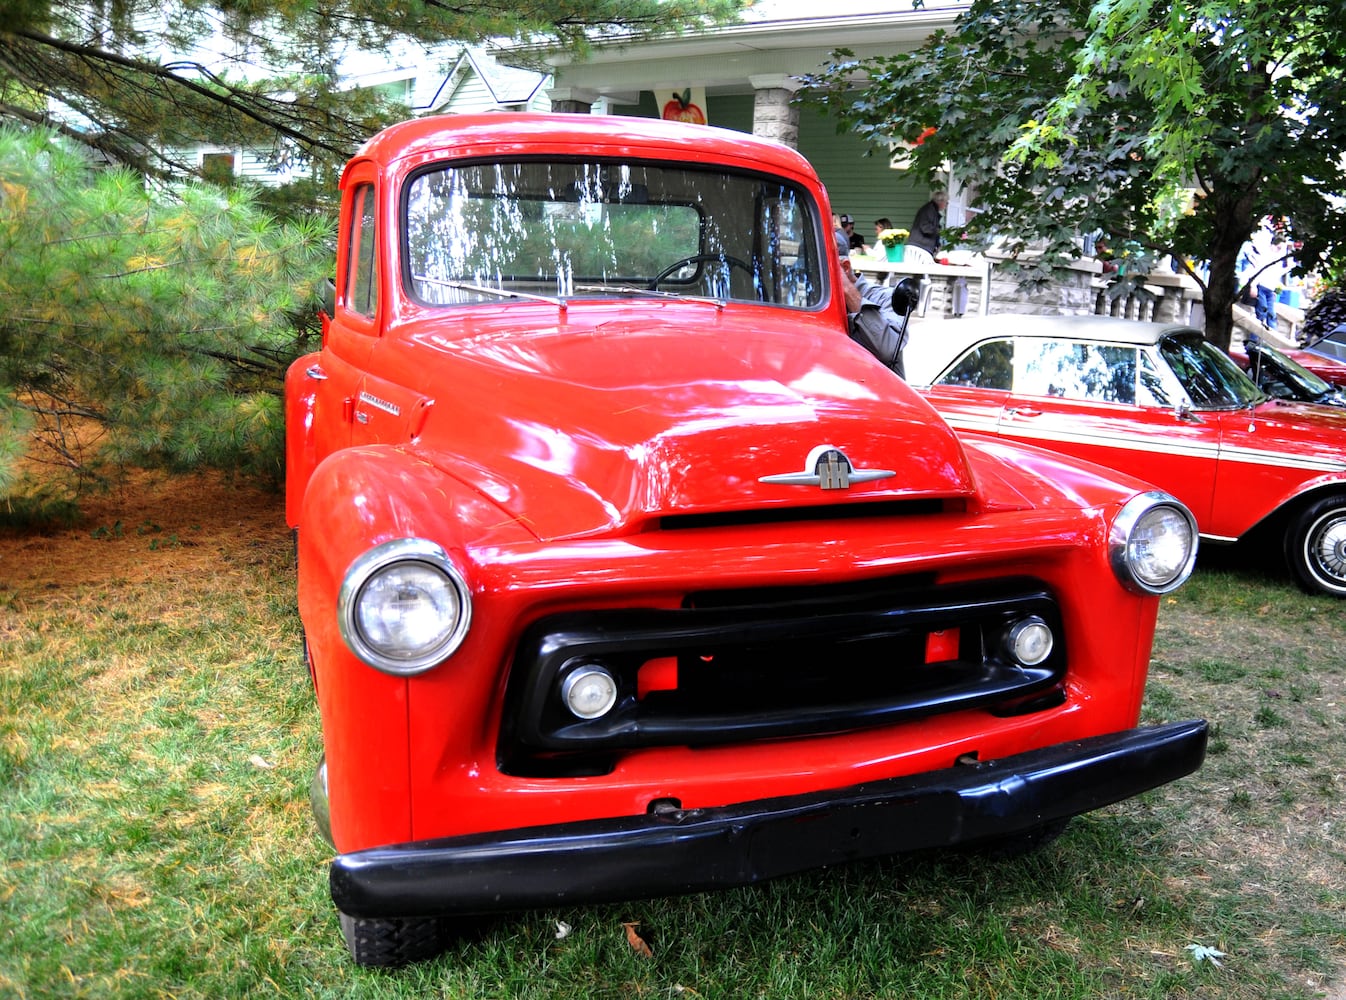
[1202,188,1263,354]
[1203,239,1242,353]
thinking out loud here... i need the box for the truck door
[308,169,382,463]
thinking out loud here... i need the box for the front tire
[339,911,448,967]
[1285,495,1346,597]
[970,818,1070,860]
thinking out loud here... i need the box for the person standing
[1241,221,1281,330]
[905,192,947,264]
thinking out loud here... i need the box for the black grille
[499,576,1065,775]
[659,497,954,531]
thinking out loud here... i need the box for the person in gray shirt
[836,228,915,379]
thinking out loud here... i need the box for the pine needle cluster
[0,124,333,516]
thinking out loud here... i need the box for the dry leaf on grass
[622,921,653,958]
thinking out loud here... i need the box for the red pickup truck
[285,113,1207,967]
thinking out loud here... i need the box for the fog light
[1005,617,1053,667]
[561,664,618,719]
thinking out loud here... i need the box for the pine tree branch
[0,100,157,172]
[4,27,366,167]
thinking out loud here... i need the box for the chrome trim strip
[358,390,401,417]
[945,416,1346,474]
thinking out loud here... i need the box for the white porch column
[748,74,802,149]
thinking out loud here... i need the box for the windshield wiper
[413,276,567,308]
[572,283,728,307]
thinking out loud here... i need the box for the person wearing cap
[839,214,866,251]
[836,227,909,378]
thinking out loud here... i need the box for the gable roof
[444,47,549,108]
[412,46,550,114]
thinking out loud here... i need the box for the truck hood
[399,308,979,540]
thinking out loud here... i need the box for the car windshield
[403,159,824,308]
[1247,340,1336,400]
[1304,322,1346,362]
[1157,332,1266,409]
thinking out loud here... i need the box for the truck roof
[350,112,820,180]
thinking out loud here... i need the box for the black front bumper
[330,718,1207,919]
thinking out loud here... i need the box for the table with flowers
[849,250,993,317]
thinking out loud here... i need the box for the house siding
[239,149,284,183]
[796,106,925,240]
[441,75,496,114]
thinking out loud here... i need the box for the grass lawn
[1,472,1343,999]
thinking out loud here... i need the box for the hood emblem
[758,445,895,490]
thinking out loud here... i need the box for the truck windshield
[403,159,824,308]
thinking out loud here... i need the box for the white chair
[916,278,935,317]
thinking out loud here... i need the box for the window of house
[201,152,235,184]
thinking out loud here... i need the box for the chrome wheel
[1286,497,1346,597]
[1306,510,1346,585]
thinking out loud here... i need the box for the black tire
[970,818,1071,860]
[339,911,448,968]
[1284,495,1346,597]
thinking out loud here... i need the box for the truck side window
[346,184,377,317]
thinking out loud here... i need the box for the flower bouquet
[878,227,909,261]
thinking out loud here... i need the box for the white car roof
[903,314,1200,386]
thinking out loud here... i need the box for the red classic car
[1230,333,1346,401]
[906,315,1346,596]
[285,114,1206,967]
[1233,334,1346,407]
[1297,322,1346,385]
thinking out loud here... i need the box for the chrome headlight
[337,538,472,675]
[1109,492,1199,595]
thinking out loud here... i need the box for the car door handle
[306,364,329,381]
[1006,406,1041,418]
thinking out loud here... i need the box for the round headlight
[1109,492,1199,595]
[337,538,471,675]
